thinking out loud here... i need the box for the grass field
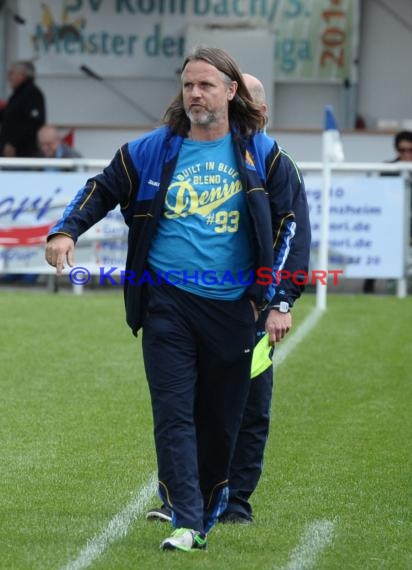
[0,289,411,570]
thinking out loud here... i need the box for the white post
[396,279,407,298]
[316,156,331,311]
[73,283,84,295]
[316,106,344,311]
[397,171,411,298]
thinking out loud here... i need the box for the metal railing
[1,158,412,172]
[0,157,108,170]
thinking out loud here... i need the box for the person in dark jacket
[146,73,311,526]
[0,60,46,157]
[45,47,299,552]
[221,74,311,523]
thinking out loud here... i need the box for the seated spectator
[392,130,412,164]
[37,125,82,159]
[0,126,82,286]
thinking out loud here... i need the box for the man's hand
[45,235,75,276]
[265,309,292,344]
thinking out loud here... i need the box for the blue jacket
[50,126,298,335]
[271,148,311,307]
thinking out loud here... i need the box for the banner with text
[0,171,406,278]
[16,0,359,82]
[0,171,127,274]
[305,175,406,278]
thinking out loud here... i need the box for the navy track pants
[227,310,274,518]
[142,281,256,533]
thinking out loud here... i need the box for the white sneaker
[160,528,207,551]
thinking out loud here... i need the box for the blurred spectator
[0,60,46,157]
[37,125,82,159]
[363,130,412,293]
[0,125,82,286]
[392,130,412,163]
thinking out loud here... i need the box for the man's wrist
[269,301,290,313]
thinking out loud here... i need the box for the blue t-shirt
[147,133,254,299]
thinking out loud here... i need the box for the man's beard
[186,108,217,126]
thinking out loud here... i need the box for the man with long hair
[147,72,311,527]
[45,47,296,551]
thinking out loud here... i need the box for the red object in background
[0,222,56,246]
[62,128,75,147]
[0,99,6,111]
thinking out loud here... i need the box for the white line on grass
[273,310,334,570]
[274,308,323,366]
[277,519,335,570]
[59,472,158,570]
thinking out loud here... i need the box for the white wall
[273,83,343,130]
[67,126,396,164]
[39,0,411,131]
[357,0,412,130]
[273,0,412,130]
[41,0,412,131]
[38,76,177,127]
